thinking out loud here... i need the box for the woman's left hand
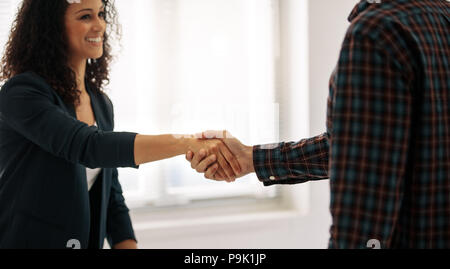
[113,239,138,249]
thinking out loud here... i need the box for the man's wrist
[246,145,255,173]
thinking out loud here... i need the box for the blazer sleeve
[106,168,137,247]
[0,74,137,169]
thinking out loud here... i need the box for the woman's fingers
[187,149,225,181]
[186,139,238,183]
[189,153,235,182]
[190,149,206,170]
[186,151,193,161]
[204,164,219,180]
[195,154,217,173]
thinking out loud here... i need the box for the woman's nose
[92,16,106,32]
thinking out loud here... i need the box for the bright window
[108,0,280,207]
[0,0,21,51]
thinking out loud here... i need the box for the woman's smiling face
[65,0,106,62]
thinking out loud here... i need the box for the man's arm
[326,20,416,248]
[186,130,329,185]
[253,133,330,185]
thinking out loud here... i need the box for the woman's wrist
[134,134,198,165]
[177,135,196,153]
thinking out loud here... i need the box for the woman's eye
[79,12,105,21]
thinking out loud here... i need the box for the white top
[86,122,102,191]
[87,166,102,191]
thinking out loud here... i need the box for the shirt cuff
[253,143,290,184]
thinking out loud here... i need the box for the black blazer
[0,72,138,249]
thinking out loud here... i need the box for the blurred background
[0,0,359,248]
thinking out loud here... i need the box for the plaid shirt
[253,0,450,248]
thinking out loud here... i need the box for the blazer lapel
[85,83,104,131]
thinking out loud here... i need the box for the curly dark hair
[0,0,121,106]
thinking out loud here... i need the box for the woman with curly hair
[0,0,240,249]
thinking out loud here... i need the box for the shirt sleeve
[253,133,330,186]
[0,74,137,169]
[327,23,415,248]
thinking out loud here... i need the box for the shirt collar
[348,0,371,22]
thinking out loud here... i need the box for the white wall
[130,0,358,249]
[304,0,359,249]
[309,0,357,136]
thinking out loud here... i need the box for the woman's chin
[87,54,104,61]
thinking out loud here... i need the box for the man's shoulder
[347,0,447,41]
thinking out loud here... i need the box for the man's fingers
[215,150,235,180]
[218,167,231,181]
[212,166,235,182]
[195,130,234,142]
[203,130,220,139]
[194,130,218,140]
[205,165,235,182]
[219,143,241,175]
[195,130,223,140]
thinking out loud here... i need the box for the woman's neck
[68,58,87,93]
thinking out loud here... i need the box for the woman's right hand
[187,138,241,182]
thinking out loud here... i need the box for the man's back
[329,0,450,248]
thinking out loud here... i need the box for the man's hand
[186,130,254,181]
[187,138,241,182]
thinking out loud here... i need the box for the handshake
[185,130,255,182]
